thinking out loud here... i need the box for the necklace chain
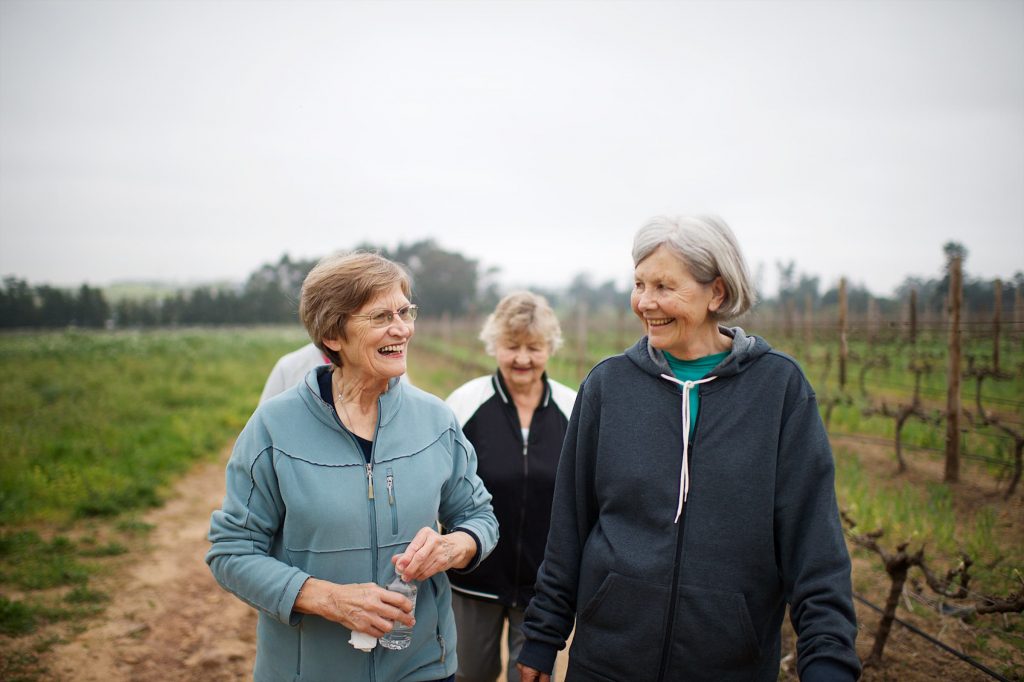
[331,375,358,430]
[334,392,356,429]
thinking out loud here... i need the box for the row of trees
[0,241,490,329]
[1,241,1019,329]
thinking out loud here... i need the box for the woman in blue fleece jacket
[208,252,498,682]
[517,216,860,682]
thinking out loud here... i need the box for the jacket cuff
[517,639,558,675]
[801,658,858,682]
[280,570,311,626]
[449,527,483,573]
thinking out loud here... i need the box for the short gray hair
[632,215,756,320]
[479,291,564,356]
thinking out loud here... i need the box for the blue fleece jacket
[518,328,860,681]
[207,367,498,682]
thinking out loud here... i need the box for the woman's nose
[389,316,413,335]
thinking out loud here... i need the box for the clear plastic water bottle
[378,573,417,650]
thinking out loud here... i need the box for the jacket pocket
[573,572,668,682]
[280,463,371,558]
[667,584,760,676]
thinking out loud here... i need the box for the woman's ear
[708,277,727,313]
[322,337,342,352]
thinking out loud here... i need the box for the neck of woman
[505,376,545,432]
[332,367,387,411]
[667,323,731,360]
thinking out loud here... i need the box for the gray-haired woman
[517,216,860,682]
[445,292,576,682]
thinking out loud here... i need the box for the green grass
[0,327,308,524]
[0,326,308,642]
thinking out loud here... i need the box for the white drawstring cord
[660,374,717,523]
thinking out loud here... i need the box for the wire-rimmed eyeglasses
[350,304,419,328]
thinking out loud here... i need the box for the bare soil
[10,435,1022,681]
[38,450,257,682]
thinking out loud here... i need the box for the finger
[399,528,439,579]
[362,615,394,638]
[378,589,413,622]
[393,533,422,575]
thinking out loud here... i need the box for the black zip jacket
[518,329,860,682]
[446,371,577,608]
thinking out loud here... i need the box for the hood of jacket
[624,324,771,383]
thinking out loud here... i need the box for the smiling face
[495,333,550,392]
[630,244,726,359]
[322,284,414,383]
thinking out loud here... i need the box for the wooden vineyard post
[993,278,1002,373]
[784,298,795,341]
[803,293,813,349]
[908,288,918,346]
[441,310,452,349]
[1016,282,1023,348]
[576,302,589,383]
[838,278,848,392]
[945,256,963,484]
[617,305,628,353]
[867,295,879,344]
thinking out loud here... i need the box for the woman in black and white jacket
[445,292,576,682]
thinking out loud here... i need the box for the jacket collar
[628,325,769,383]
[491,369,552,410]
[299,365,404,431]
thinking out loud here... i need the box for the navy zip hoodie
[518,328,860,682]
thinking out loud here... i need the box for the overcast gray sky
[1,0,1021,298]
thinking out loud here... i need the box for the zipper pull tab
[366,464,374,499]
[386,473,395,504]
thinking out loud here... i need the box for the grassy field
[1,323,1021,679]
[0,327,308,645]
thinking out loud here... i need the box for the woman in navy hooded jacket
[517,216,860,682]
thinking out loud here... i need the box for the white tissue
[349,631,378,652]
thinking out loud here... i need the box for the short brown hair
[299,251,412,366]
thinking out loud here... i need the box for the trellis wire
[853,593,1012,682]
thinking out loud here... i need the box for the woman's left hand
[392,527,476,582]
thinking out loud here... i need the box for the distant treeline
[1,241,1019,329]
[0,240,493,329]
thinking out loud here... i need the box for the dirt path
[44,449,257,681]
[40,447,564,682]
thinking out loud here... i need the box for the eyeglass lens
[371,305,417,326]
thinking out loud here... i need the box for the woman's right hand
[516,663,551,682]
[293,577,415,637]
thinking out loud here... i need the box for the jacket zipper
[656,395,704,682]
[386,468,397,535]
[512,420,530,608]
[367,396,383,682]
